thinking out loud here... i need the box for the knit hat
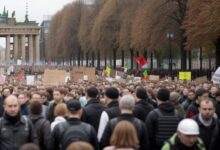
[157,88,170,101]
[136,87,148,100]
[86,87,99,98]
[105,87,119,99]
[67,100,81,112]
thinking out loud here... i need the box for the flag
[143,70,148,78]
[105,66,111,77]
[135,54,148,68]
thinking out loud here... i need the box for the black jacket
[100,114,149,150]
[81,99,105,132]
[194,115,220,150]
[0,114,38,150]
[215,101,220,119]
[133,99,153,122]
[104,100,120,120]
[49,117,99,150]
[145,102,182,150]
[29,114,51,150]
[186,101,200,118]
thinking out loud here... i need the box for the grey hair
[119,94,135,110]
[170,92,180,101]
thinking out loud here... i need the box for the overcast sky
[0,0,77,23]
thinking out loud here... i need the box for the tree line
[47,0,220,70]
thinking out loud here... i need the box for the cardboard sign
[212,67,220,84]
[72,67,95,82]
[179,72,191,80]
[149,75,160,81]
[26,75,35,85]
[43,69,66,85]
[195,76,208,84]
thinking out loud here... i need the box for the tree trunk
[200,47,203,71]
[215,36,220,69]
[121,49,124,67]
[62,57,64,66]
[92,51,95,67]
[86,51,89,67]
[81,51,84,66]
[150,52,153,70]
[180,30,187,70]
[136,51,139,70]
[188,50,191,70]
[144,50,148,59]
[113,49,117,69]
[77,49,81,67]
[104,54,107,68]
[209,56,211,70]
[110,55,112,67]
[130,49,134,70]
[97,50,100,70]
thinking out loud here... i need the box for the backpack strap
[22,115,29,131]
[166,140,176,150]
[110,118,118,132]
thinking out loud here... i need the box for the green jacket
[161,133,206,150]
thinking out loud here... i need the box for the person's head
[195,88,209,102]
[86,87,99,100]
[177,119,199,147]
[2,87,11,97]
[54,103,68,117]
[187,90,196,101]
[66,100,82,118]
[53,88,64,103]
[4,95,20,117]
[105,87,119,103]
[19,144,40,150]
[18,92,29,105]
[66,141,94,150]
[199,99,215,121]
[29,101,42,115]
[135,86,148,101]
[119,95,135,114]
[210,86,218,96]
[170,92,180,105]
[156,88,170,105]
[110,121,139,148]
[216,90,220,102]
[31,92,43,103]
[182,88,189,96]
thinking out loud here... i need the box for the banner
[179,72,191,80]
[0,75,6,85]
[43,69,66,85]
[72,67,95,82]
[149,75,160,81]
[195,76,208,84]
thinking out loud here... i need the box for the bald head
[4,95,20,117]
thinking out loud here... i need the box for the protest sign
[212,67,220,84]
[43,69,66,85]
[72,67,95,82]
[179,72,191,80]
[149,75,160,81]
[26,75,35,85]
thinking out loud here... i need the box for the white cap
[177,119,199,135]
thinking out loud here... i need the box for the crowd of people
[0,77,219,150]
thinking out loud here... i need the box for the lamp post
[167,32,174,76]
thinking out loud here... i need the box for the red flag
[135,54,148,67]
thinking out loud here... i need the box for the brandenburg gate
[0,8,41,64]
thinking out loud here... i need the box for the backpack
[154,109,180,148]
[58,121,92,150]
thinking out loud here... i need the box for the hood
[29,114,44,123]
[158,102,175,113]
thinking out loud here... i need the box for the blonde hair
[54,103,68,117]
[110,121,139,148]
[66,141,94,150]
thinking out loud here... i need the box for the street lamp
[166,32,174,76]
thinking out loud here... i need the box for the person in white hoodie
[51,103,67,131]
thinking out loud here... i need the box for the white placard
[26,75,35,85]
[212,67,220,84]
[83,75,88,81]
